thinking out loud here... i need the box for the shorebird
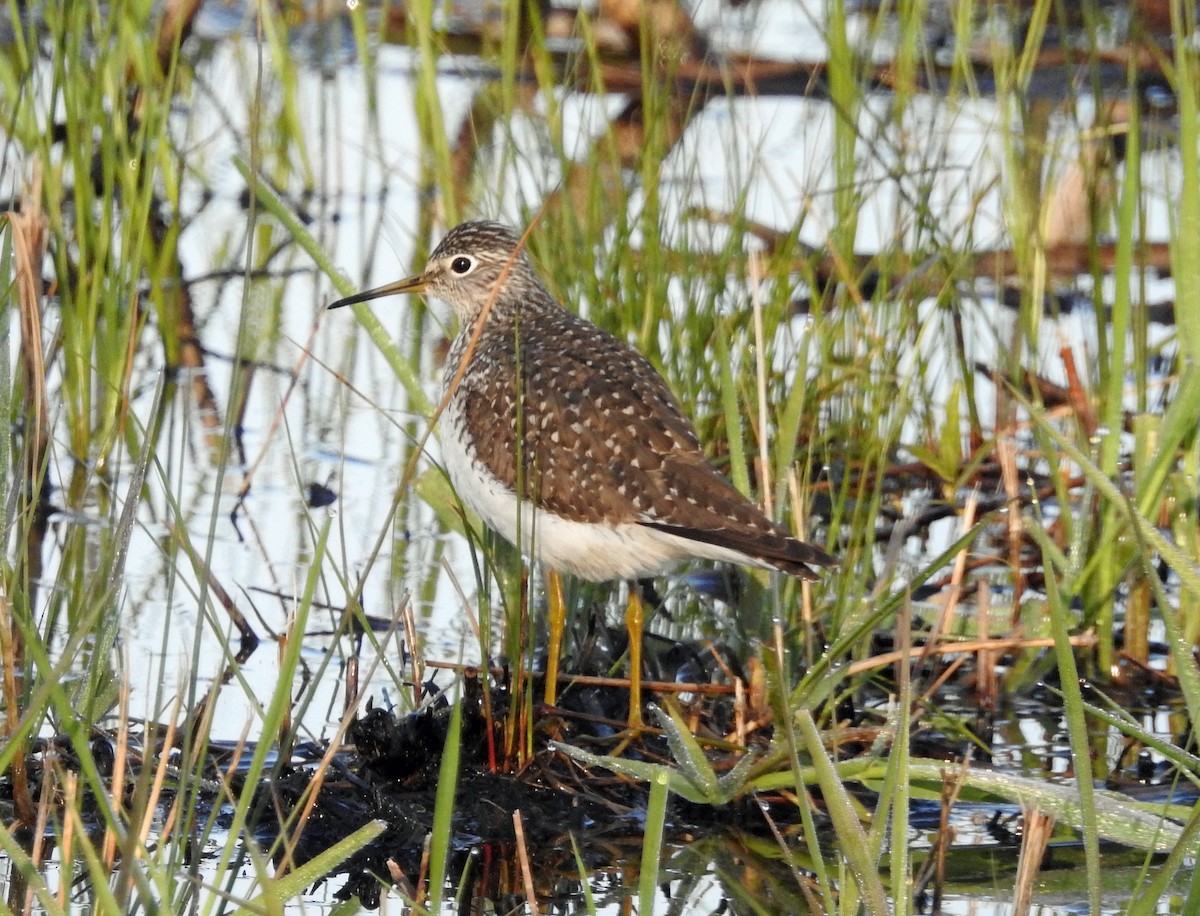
[329,220,836,723]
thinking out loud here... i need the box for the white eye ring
[449,256,474,275]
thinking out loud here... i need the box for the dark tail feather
[640,521,837,581]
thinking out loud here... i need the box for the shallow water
[1,0,1193,912]
[24,0,1177,740]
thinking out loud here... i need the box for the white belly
[438,400,765,581]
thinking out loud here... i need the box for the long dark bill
[327,274,427,309]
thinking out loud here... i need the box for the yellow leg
[625,585,644,728]
[545,569,566,707]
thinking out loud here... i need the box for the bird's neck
[460,291,558,333]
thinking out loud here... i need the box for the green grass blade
[231,820,387,915]
[428,679,464,911]
[569,833,598,914]
[795,710,889,914]
[1043,543,1102,911]
[638,770,670,915]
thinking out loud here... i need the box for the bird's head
[328,220,542,323]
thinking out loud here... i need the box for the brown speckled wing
[454,307,700,523]
[452,307,836,576]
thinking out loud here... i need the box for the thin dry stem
[0,593,34,825]
[1013,806,1056,915]
[102,678,132,871]
[56,773,77,914]
[401,596,422,709]
[749,250,773,516]
[148,691,188,851]
[513,809,539,916]
[416,834,431,908]
[850,633,1099,677]
[758,794,822,909]
[787,467,818,630]
[30,751,54,908]
[919,488,979,666]
[997,435,1025,618]
[424,658,738,695]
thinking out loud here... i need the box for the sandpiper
[330,220,836,721]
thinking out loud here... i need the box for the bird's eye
[450,256,473,275]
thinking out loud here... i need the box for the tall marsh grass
[0,1,386,911]
[2,0,1200,912]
